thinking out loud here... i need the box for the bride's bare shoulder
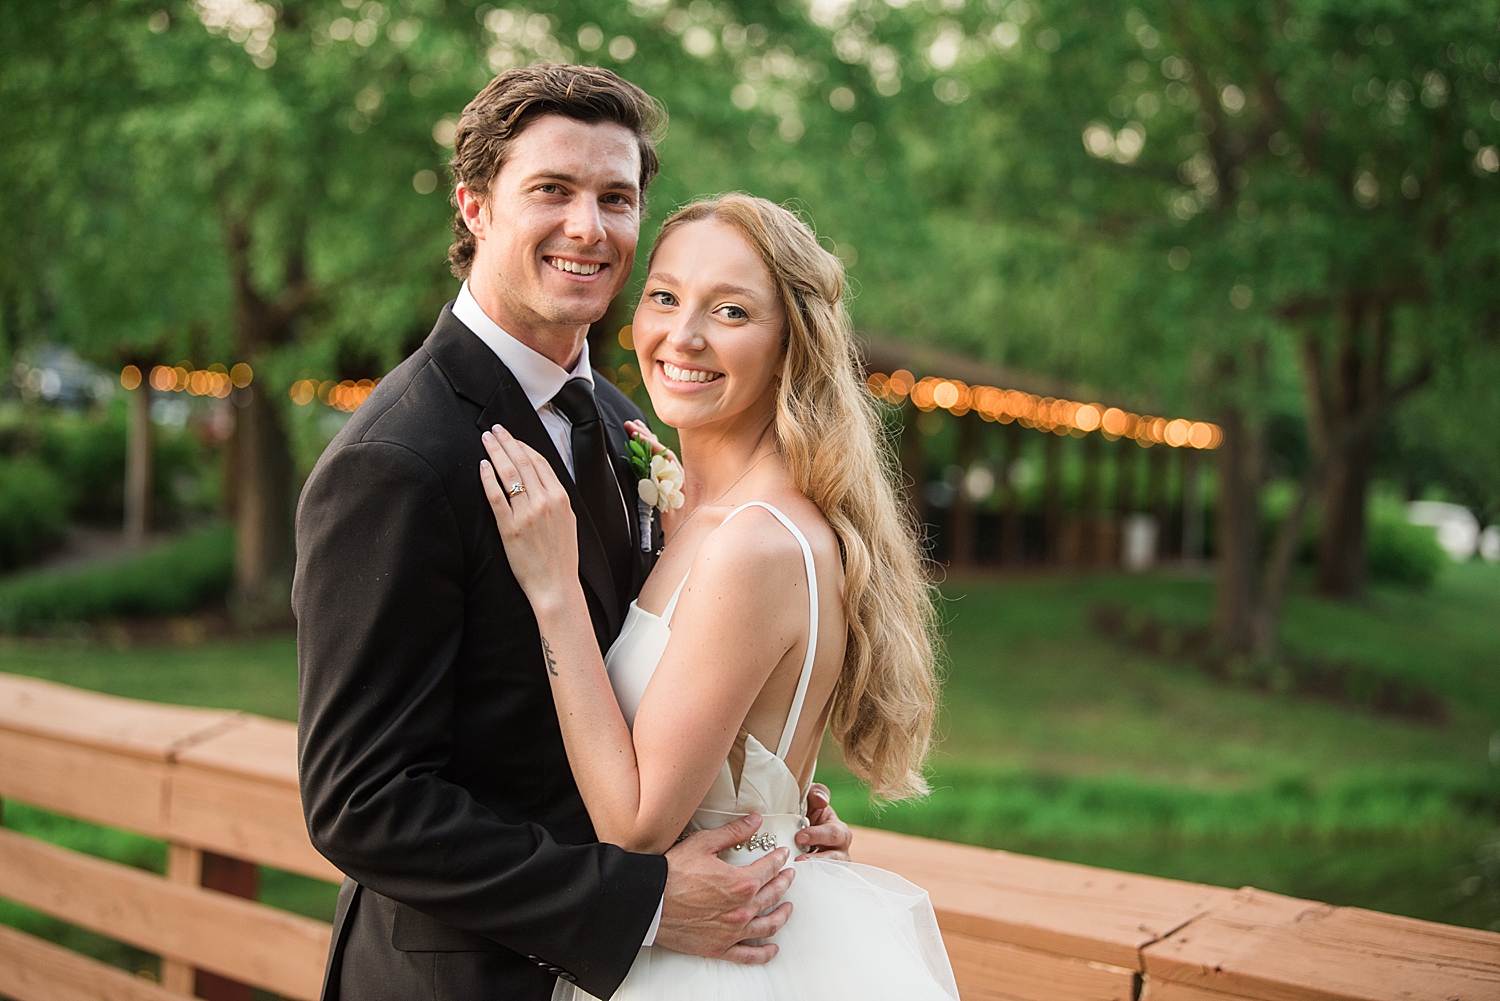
[693,495,843,590]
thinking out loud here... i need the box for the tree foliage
[2,0,1497,627]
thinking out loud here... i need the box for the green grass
[0,631,299,720]
[1,561,1497,970]
[818,561,1500,930]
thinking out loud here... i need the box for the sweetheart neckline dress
[553,502,958,1001]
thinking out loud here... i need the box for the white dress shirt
[450,282,665,948]
[453,282,594,478]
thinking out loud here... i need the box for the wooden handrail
[0,673,1494,1001]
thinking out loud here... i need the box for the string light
[127,362,242,398]
[865,371,1222,449]
[288,377,380,412]
[118,361,383,416]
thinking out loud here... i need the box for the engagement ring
[508,482,525,497]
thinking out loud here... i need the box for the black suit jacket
[295,305,667,1001]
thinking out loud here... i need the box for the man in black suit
[295,65,851,1001]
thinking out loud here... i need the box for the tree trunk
[1213,406,1262,655]
[1315,441,1375,596]
[124,380,152,548]
[232,381,296,625]
[221,211,308,626]
[1305,298,1390,600]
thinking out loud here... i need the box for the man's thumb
[694,813,761,854]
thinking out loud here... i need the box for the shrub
[0,522,234,632]
[0,458,70,570]
[1367,498,1447,589]
[1260,481,1449,589]
[39,401,210,525]
[2,399,216,534]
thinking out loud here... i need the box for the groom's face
[459,114,642,342]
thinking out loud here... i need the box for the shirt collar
[452,281,592,413]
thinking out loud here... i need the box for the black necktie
[550,377,633,595]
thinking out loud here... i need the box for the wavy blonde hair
[649,195,939,800]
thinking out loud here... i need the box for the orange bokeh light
[860,373,1220,447]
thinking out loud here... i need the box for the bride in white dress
[479,194,957,1000]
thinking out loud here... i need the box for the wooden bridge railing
[0,673,1494,1001]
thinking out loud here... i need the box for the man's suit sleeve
[294,438,665,997]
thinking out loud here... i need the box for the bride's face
[633,219,786,434]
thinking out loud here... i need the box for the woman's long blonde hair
[649,195,938,800]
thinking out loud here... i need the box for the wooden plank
[0,921,189,1001]
[0,674,238,761]
[168,718,342,883]
[853,826,1232,968]
[160,844,203,994]
[1140,981,1260,1001]
[1141,887,1500,1001]
[0,827,330,1001]
[167,763,339,882]
[944,929,1136,1001]
[173,713,299,786]
[0,727,172,837]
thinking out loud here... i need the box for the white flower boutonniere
[625,426,684,551]
[637,453,685,512]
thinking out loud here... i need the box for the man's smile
[545,256,605,277]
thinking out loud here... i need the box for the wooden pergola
[856,333,1219,571]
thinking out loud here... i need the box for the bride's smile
[633,219,786,436]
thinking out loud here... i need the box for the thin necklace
[659,448,781,553]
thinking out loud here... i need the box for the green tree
[764,0,1500,655]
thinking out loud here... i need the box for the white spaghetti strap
[719,502,820,761]
[659,569,693,625]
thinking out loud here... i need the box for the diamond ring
[508,482,525,497]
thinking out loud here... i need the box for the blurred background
[2,0,1499,979]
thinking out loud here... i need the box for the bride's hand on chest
[479,424,582,609]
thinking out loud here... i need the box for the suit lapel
[480,376,622,640]
[597,389,656,595]
[426,306,622,640]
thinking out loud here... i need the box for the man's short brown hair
[447,64,666,279]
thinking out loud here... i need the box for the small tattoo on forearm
[541,636,558,676]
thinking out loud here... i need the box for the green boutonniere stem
[626,438,653,481]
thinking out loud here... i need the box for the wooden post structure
[1113,439,1138,565]
[1147,443,1170,562]
[165,846,259,999]
[898,402,928,535]
[195,854,260,1000]
[1182,446,1204,563]
[1079,430,1102,566]
[1000,422,1024,566]
[1042,431,1063,565]
[124,374,152,549]
[948,415,978,569]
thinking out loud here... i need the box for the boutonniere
[625,426,683,551]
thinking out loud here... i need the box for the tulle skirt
[553,859,958,1001]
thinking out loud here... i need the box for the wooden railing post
[163,843,261,999]
[162,843,203,993]
[195,852,260,1001]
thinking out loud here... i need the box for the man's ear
[455,183,486,237]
